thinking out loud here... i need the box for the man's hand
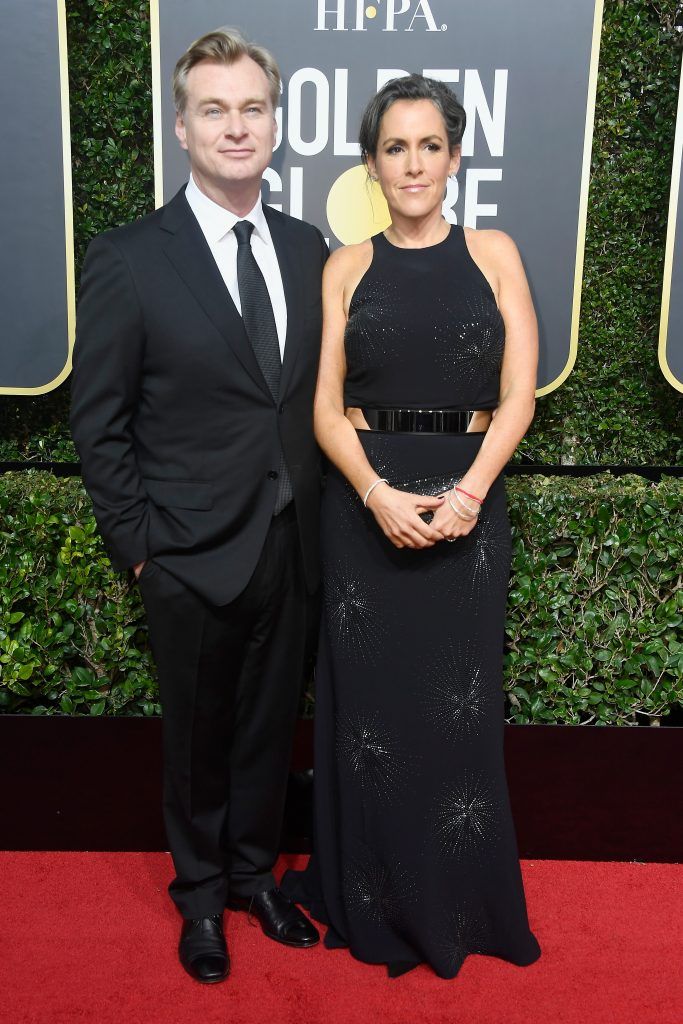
[132,561,146,580]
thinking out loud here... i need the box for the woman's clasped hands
[364,481,480,549]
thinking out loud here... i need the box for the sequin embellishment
[421,641,493,740]
[466,507,511,591]
[428,768,502,862]
[435,291,505,396]
[435,503,511,606]
[436,897,490,973]
[336,708,416,801]
[324,558,386,664]
[344,846,417,926]
[344,278,404,370]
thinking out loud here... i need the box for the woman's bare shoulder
[324,240,375,317]
[463,226,521,265]
[324,238,374,280]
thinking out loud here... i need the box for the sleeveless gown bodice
[344,226,504,410]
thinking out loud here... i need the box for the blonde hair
[172,26,281,113]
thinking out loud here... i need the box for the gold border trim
[0,0,75,396]
[536,0,604,396]
[657,57,683,393]
[150,0,164,209]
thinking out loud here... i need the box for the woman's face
[367,98,460,221]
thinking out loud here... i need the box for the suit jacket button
[278,403,285,414]
[267,470,278,480]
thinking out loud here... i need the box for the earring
[370,174,378,181]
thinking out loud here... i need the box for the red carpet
[1,853,681,1024]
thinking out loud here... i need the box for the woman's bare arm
[431,229,538,533]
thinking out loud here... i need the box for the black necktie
[233,219,292,513]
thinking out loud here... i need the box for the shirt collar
[185,173,269,245]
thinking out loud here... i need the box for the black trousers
[138,504,306,919]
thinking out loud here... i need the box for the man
[71,27,326,984]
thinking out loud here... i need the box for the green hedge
[520,0,683,466]
[1,472,680,724]
[0,0,681,464]
[0,474,158,717]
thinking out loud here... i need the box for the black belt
[361,408,489,433]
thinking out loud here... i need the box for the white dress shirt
[184,174,288,359]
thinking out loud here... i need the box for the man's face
[175,56,277,195]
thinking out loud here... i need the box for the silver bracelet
[447,491,478,521]
[452,488,480,517]
[363,477,389,507]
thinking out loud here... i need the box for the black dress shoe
[179,914,230,984]
[227,887,319,948]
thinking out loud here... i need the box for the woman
[282,74,541,978]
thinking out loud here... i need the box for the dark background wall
[0,0,680,465]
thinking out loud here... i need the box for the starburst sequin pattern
[324,559,386,664]
[436,505,511,605]
[336,708,416,801]
[428,768,501,862]
[344,846,417,926]
[436,897,490,973]
[435,292,505,395]
[421,641,492,741]
[392,472,458,499]
[344,279,404,370]
[466,508,511,591]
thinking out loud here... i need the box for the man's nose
[223,112,247,138]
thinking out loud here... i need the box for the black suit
[71,187,326,916]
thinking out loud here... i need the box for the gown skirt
[282,427,541,978]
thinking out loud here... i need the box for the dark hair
[358,73,466,165]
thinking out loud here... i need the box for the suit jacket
[70,187,327,605]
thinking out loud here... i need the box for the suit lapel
[159,189,271,399]
[265,205,304,398]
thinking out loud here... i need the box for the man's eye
[205,108,222,118]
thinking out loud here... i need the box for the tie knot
[233,220,254,246]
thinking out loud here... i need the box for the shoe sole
[263,932,320,948]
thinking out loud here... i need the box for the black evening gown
[282,227,541,978]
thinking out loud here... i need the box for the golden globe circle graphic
[326,165,391,245]
[365,5,377,17]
